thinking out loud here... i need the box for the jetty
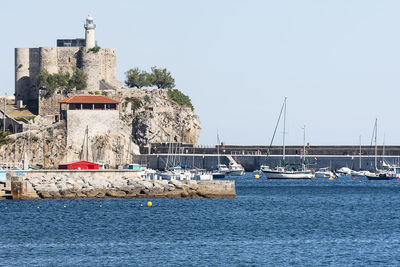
[1,170,236,200]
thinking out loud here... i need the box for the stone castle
[0,16,201,168]
[15,15,122,116]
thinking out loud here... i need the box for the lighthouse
[84,15,96,48]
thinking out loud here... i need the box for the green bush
[87,46,101,53]
[39,67,87,96]
[167,89,194,110]
[124,66,175,89]
[0,131,12,146]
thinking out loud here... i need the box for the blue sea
[2,174,400,266]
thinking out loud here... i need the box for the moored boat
[226,162,245,176]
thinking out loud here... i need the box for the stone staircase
[226,155,238,165]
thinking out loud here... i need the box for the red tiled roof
[58,95,120,104]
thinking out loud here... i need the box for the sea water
[1,174,400,266]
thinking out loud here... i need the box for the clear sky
[1,0,400,146]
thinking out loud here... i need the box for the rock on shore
[22,175,235,199]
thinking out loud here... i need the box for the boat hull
[263,170,314,179]
[227,170,245,176]
[212,173,226,179]
[365,175,395,180]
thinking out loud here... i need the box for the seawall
[133,154,400,171]
[5,170,236,199]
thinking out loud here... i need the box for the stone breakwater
[7,172,236,199]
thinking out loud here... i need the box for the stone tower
[14,16,123,117]
[84,15,96,48]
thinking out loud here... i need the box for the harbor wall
[133,154,400,171]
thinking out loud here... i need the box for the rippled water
[1,175,400,266]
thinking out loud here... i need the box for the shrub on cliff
[167,89,194,110]
[0,131,12,146]
[87,46,101,53]
[125,68,150,88]
[125,66,175,89]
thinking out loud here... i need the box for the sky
[1,0,400,146]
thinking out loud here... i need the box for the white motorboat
[227,162,245,176]
[315,167,337,178]
[160,166,193,180]
[336,167,352,176]
[192,169,213,180]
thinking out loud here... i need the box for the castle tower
[84,15,96,48]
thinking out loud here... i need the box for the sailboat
[262,97,314,179]
[364,119,396,180]
[212,132,228,179]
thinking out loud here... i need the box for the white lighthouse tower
[84,15,96,48]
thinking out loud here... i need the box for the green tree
[68,67,87,91]
[125,68,149,88]
[38,69,70,96]
[39,67,87,96]
[150,67,175,89]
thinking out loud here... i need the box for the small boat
[192,169,213,180]
[212,164,228,179]
[226,162,245,176]
[160,166,193,180]
[350,170,372,177]
[263,166,314,179]
[336,167,352,177]
[315,167,337,178]
[365,170,396,180]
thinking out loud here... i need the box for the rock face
[20,174,235,199]
[0,120,67,168]
[112,89,201,146]
[0,89,201,168]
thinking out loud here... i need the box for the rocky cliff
[0,88,201,168]
[110,89,201,146]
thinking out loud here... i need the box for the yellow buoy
[329,177,334,180]
[147,201,152,207]
[254,174,260,179]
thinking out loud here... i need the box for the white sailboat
[212,132,228,179]
[262,97,314,179]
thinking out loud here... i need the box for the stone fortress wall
[15,46,118,116]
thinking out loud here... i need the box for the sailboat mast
[374,118,378,170]
[217,131,220,166]
[359,135,362,170]
[303,125,306,166]
[282,97,287,162]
